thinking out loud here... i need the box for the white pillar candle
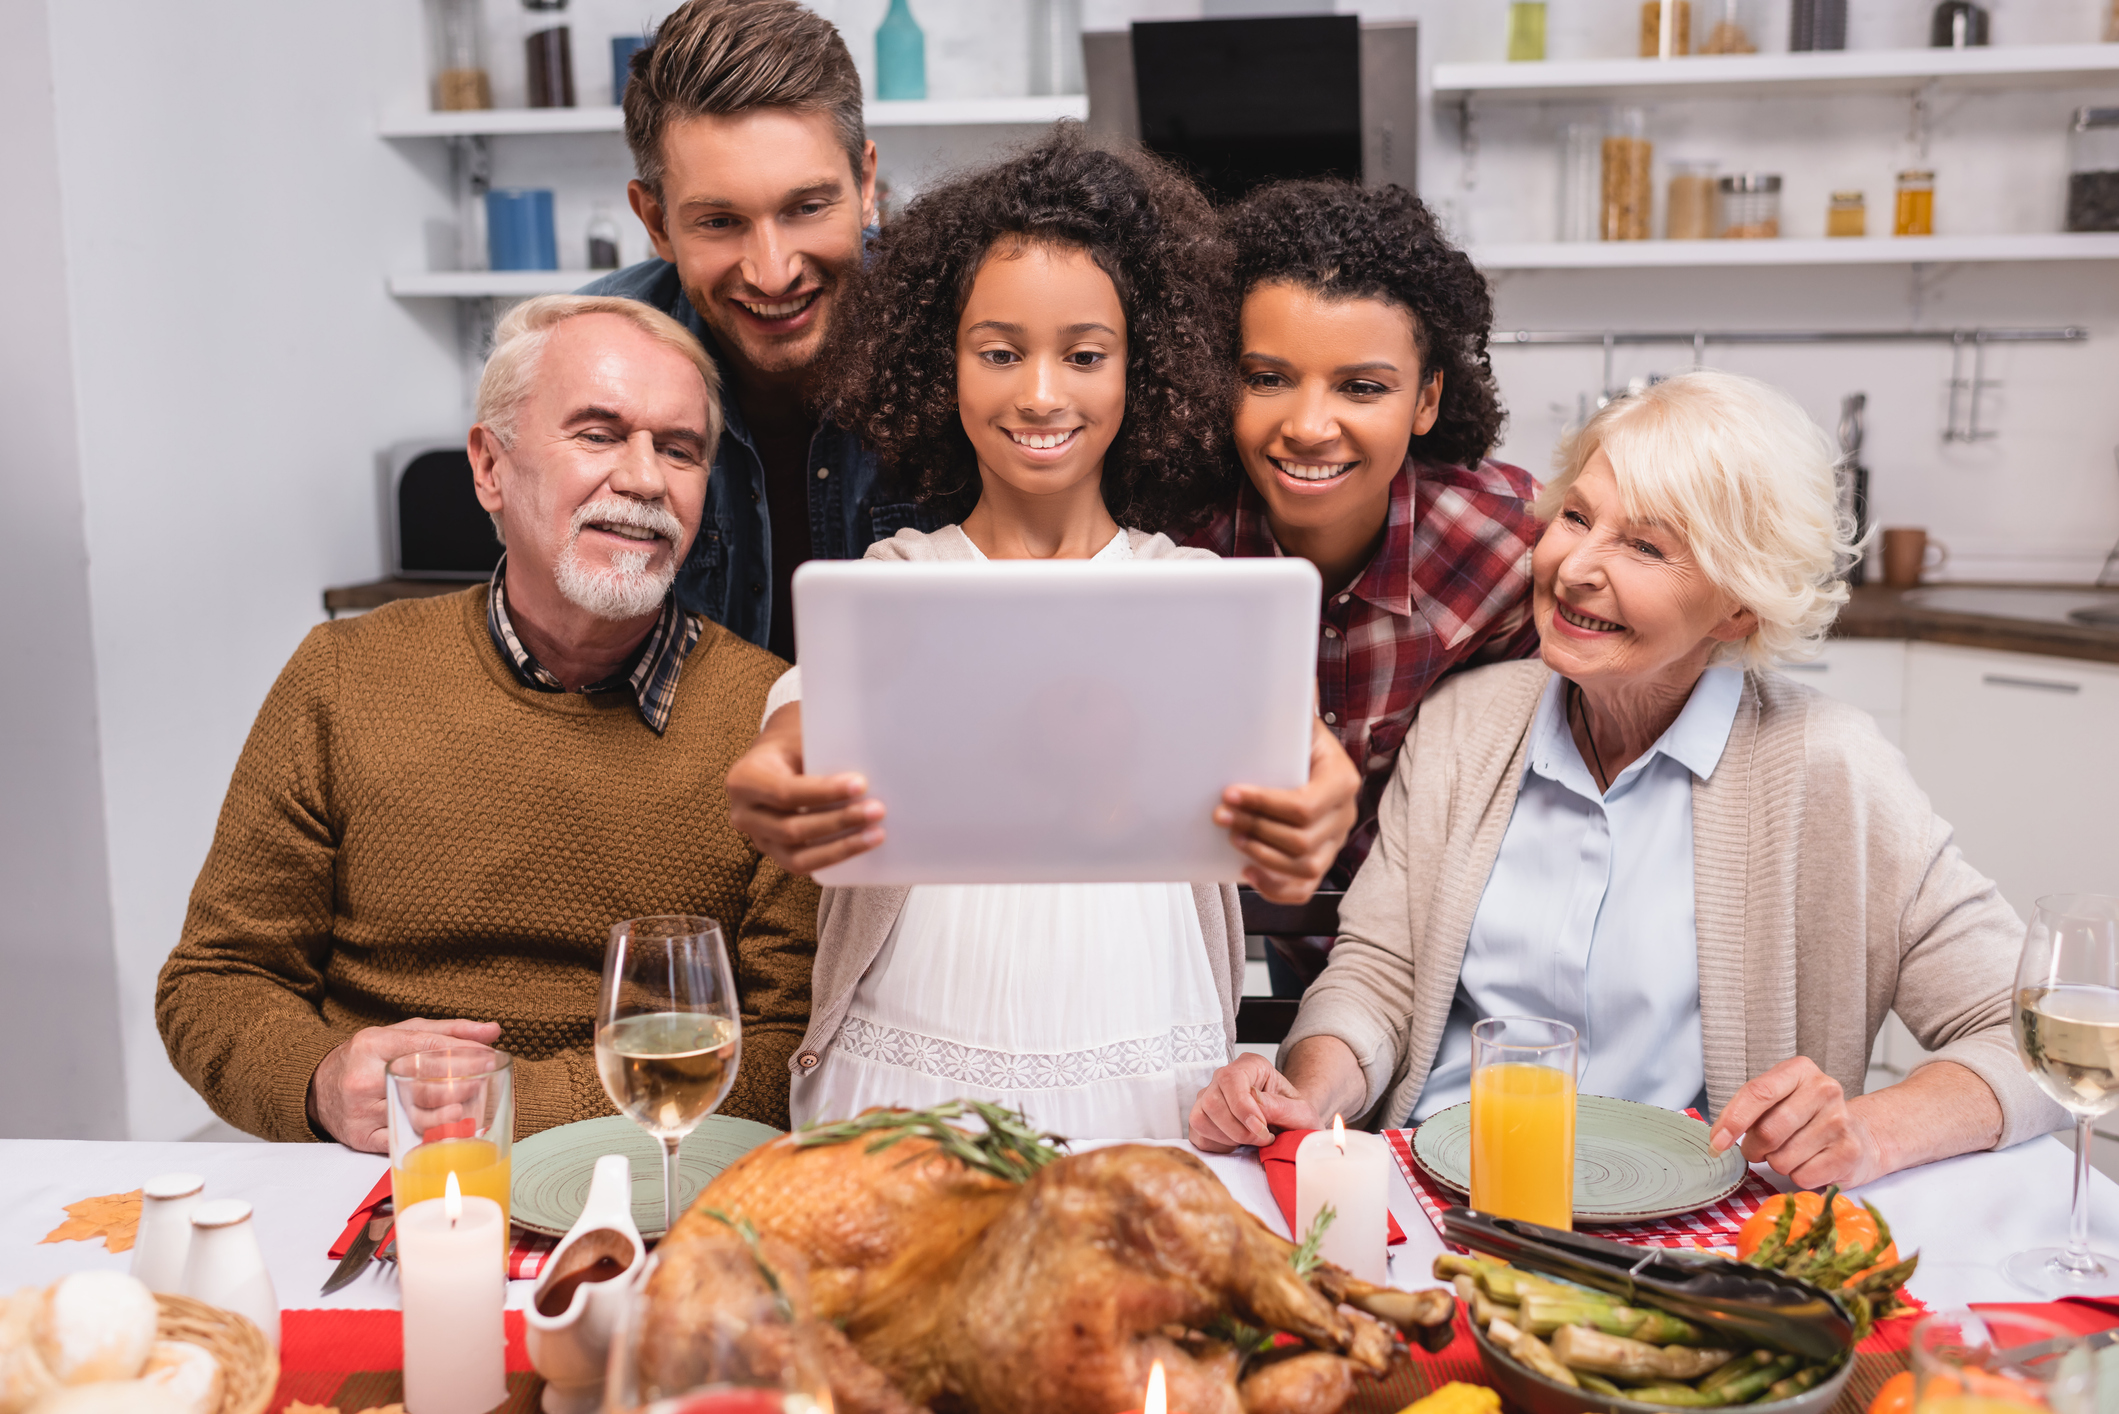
[398,1171,509,1414]
[1293,1115,1389,1284]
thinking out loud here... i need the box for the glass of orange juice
[1912,1310,2091,1414]
[386,1046,514,1262]
[1469,1016,1577,1231]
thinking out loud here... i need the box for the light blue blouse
[1410,666,1745,1121]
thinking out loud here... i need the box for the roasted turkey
[638,1106,1456,1414]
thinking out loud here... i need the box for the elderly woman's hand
[1713,1055,2005,1189]
[1710,1057,1885,1188]
[1216,717,1360,903]
[1189,1053,1327,1152]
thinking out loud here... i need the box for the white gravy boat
[524,1153,647,1414]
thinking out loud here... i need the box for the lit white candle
[398,1169,508,1414]
[1293,1115,1389,1283]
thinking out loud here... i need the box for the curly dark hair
[825,124,1234,532]
[1225,181,1506,469]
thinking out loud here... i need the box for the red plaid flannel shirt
[1186,457,1543,883]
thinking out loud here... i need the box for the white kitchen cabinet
[1778,639,1908,746]
[1900,643,2119,919]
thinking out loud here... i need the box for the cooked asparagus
[1509,1330,1581,1389]
[1548,1326,1735,1383]
[1487,1315,1525,1348]
[1764,1363,1832,1402]
[1516,1293,1710,1345]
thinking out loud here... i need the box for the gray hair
[474,295,723,543]
[1538,370,1856,669]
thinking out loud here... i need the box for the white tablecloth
[3,1132,2115,1312]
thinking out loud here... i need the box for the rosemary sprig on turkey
[793,1100,1066,1183]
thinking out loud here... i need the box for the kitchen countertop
[1834,583,2119,666]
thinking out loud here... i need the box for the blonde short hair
[475,294,723,454]
[1535,370,1854,669]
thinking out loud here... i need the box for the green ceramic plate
[511,1113,784,1238]
[1410,1094,1746,1225]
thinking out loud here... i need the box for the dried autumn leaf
[38,1190,142,1254]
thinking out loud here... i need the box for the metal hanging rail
[1489,326,2089,442]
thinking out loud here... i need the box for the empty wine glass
[2008,893,2119,1296]
[605,1254,834,1414]
[596,916,741,1237]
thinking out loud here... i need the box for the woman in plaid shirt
[1185,182,1543,992]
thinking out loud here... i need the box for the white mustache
[568,497,683,546]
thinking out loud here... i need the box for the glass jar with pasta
[1601,108,1653,241]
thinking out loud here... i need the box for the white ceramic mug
[130,1172,205,1294]
[180,1199,279,1349]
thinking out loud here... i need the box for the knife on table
[320,1198,393,1296]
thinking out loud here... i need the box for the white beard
[552,498,682,620]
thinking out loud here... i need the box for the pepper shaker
[131,1172,205,1294]
[181,1200,280,1349]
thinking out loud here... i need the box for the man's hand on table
[307,1018,502,1152]
[727,703,885,875]
[1189,1054,1328,1152]
[1216,717,1360,903]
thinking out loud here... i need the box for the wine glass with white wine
[2009,893,2119,1296]
[596,915,742,1237]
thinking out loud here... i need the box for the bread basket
[154,1293,278,1414]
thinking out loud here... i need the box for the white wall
[3,0,2112,1137]
[0,0,127,1139]
[32,0,466,1138]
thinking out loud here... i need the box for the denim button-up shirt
[576,258,938,651]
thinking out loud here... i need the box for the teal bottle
[875,0,926,101]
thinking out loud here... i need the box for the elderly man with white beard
[156,295,819,1146]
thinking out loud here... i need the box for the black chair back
[1233,888,1343,1044]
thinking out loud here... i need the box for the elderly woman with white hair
[1189,370,2064,1187]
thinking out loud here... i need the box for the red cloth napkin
[1968,1298,2119,1336]
[328,1170,559,1281]
[1258,1130,1407,1246]
[1384,1112,1782,1252]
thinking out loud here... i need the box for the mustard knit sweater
[156,587,819,1142]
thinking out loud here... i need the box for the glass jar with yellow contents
[1827,190,1867,238]
[1895,170,1935,236]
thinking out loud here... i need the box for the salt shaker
[181,1199,280,1349]
[131,1172,205,1294]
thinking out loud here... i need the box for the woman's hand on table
[1190,1037,1369,1152]
[1709,1054,2003,1188]
[726,703,886,876]
[1217,717,1360,903]
[1191,1054,1327,1152]
[307,1017,502,1152]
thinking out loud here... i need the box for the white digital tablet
[793,557,1322,886]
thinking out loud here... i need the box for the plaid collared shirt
[484,557,703,736]
[1187,457,1543,883]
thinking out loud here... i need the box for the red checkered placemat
[1382,1122,1782,1250]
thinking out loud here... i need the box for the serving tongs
[1440,1207,1854,1361]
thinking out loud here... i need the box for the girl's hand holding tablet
[725,699,1358,901]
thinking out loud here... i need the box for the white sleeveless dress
[789,529,1230,1140]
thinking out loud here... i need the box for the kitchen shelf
[1467,233,2119,269]
[390,270,586,297]
[379,94,1087,139]
[1432,43,2119,102]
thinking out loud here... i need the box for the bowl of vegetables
[1440,1185,1918,1414]
[1453,1256,1853,1414]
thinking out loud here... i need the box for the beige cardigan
[783,523,1249,1086]
[1285,658,2065,1149]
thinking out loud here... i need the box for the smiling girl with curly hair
[1183,180,1546,998]
[725,126,1361,1138]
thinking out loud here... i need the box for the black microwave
[383,438,502,580]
